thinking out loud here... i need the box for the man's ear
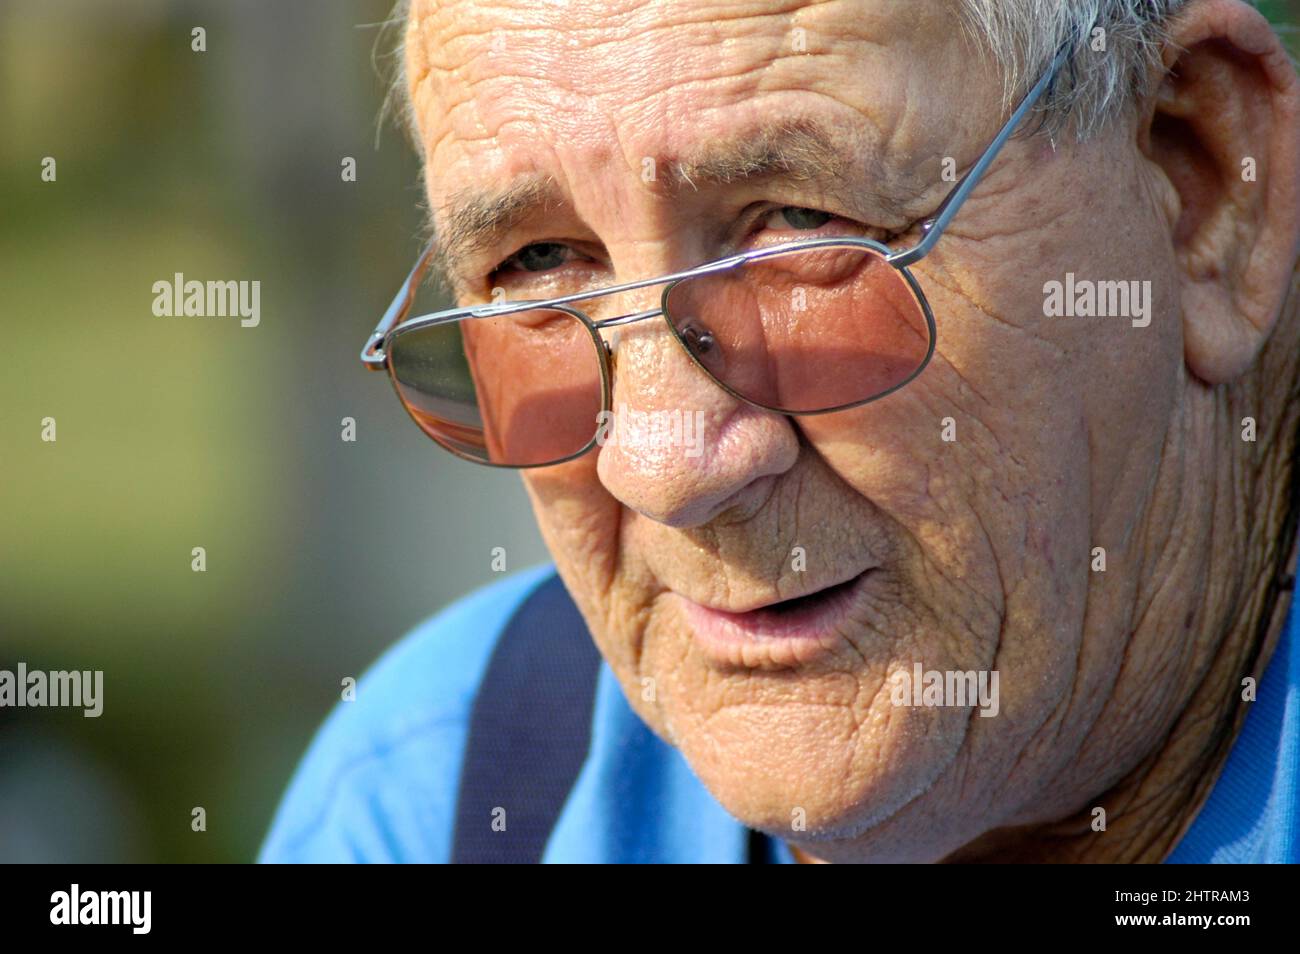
[1139,0,1300,385]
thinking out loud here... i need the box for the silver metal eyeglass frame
[361,44,1070,466]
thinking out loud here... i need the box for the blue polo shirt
[259,562,1299,863]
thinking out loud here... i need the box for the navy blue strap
[451,574,602,863]
[450,571,777,863]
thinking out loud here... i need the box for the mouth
[676,568,876,666]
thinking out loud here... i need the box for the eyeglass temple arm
[887,43,1070,269]
[361,241,437,370]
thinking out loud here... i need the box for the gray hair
[957,1,1193,140]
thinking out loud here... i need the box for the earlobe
[1141,0,1300,385]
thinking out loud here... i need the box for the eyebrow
[431,175,562,287]
[676,117,855,191]
[430,116,908,284]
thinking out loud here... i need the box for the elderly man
[261,0,1299,863]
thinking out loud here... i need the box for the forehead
[404,0,995,269]
[406,0,963,145]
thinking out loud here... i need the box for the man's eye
[764,206,835,231]
[499,242,573,274]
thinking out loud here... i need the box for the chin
[652,659,972,847]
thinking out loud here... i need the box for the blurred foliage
[1261,0,1300,51]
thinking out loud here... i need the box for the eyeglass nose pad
[678,323,717,358]
[673,317,725,376]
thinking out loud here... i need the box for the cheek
[521,462,660,681]
[797,332,1094,700]
[522,459,621,589]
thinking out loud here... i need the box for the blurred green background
[0,0,550,862]
[1,0,1296,863]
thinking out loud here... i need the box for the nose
[594,295,799,529]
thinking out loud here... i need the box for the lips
[676,568,876,665]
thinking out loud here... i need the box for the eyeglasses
[362,46,1069,468]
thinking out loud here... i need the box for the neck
[1073,536,1294,864]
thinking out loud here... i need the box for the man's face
[407,0,1185,859]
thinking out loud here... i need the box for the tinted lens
[662,243,932,413]
[387,308,605,466]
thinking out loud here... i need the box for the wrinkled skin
[404,0,1300,861]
